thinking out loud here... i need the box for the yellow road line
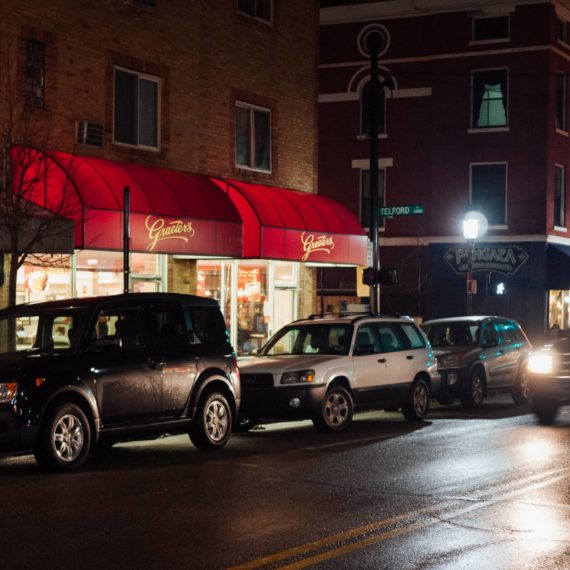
[226,504,446,570]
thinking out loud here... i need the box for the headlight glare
[0,382,18,403]
[527,352,554,374]
[281,369,315,385]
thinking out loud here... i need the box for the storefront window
[17,250,164,304]
[548,289,570,333]
[17,255,72,305]
[75,250,161,296]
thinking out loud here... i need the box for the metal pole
[123,186,130,294]
[466,239,474,315]
[367,34,381,315]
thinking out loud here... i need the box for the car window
[377,323,406,352]
[481,320,499,346]
[92,307,145,350]
[398,322,426,349]
[147,303,188,348]
[185,305,230,348]
[262,324,352,356]
[495,319,518,344]
[423,322,479,347]
[354,323,381,353]
[0,311,84,354]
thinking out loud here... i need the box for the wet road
[1,397,569,569]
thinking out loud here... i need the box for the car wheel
[402,379,430,421]
[33,403,91,471]
[533,396,559,425]
[312,386,353,432]
[461,367,486,409]
[233,417,259,433]
[190,391,233,450]
[511,367,531,405]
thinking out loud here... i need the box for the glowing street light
[462,210,487,315]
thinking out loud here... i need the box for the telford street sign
[378,204,425,217]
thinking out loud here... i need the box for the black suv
[0,293,240,471]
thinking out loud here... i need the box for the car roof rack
[293,311,402,323]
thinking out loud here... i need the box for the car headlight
[280,369,315,385]
[438,353,463,368]
[527,352,554,374]
[0,382,18,404]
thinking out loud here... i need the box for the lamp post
[362,27,390,315]
[462,211,487,315]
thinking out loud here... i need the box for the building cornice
[320,1,567,25]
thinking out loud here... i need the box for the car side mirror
[354,344,375,356]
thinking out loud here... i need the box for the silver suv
[237,313,439,432]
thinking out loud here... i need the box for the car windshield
[260,323,352,356]
[423,322,480,348]
[0,309,85,355]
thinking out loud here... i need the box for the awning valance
[212,178,368,266]
[13,148,243,256]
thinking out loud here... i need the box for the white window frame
[554,164,566,230]
[556,72,567,134]
[236,0,273,25]
[469,67,509,132]
[235,101,272,173]
[113,65,161,151]
[470,15,510,45]
[469,162,508,228]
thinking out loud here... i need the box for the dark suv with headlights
[528,334,570,424]
[421,316,531,408]
[0,293,240,471]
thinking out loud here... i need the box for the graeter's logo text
[145,216,196,251]
[301,232,335,261]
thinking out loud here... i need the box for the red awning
[13,148,242,256]
[212,178,368,266]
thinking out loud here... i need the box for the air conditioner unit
[77,121,104,148]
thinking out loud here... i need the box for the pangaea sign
[444,245,529,275]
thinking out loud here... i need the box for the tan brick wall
[298,265,318,319]
[167,258,197,295]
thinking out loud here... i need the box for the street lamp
[462,210,487,315]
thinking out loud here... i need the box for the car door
[493,318,527,386]
[480,318,511,387]
[91,305,163,426]
[146,301,198,418]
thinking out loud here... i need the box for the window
[114,67,159,149]
[472,16,509,42]
[360,80,386,136]
[25,40,45,108]
[235,103,271,172]
[360,169,385,229]
[555,164,565,228]
[470,163,507,226]
[237,0,272,23]
[376,323,405,352]
[558,18,568,44]
[472,69,508,128]
[399,322,426,349]
[556,73,567,131]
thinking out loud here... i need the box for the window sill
[467,127,509,134]
[554,225,567,232]
[356,134,388,141]
[113,140,160,152]
[556,128,569,137]
[235,164,272,174]
[469,38,510,46]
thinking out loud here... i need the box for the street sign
[378,204,425,217]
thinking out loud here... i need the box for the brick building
[319,0,570,341]
[0,0,367,354]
